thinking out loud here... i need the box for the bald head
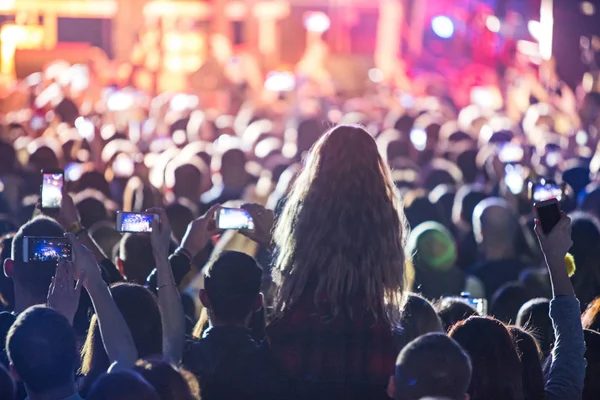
[472,198,518,245]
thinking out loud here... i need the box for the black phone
[40,169,64,211]
[534,198,561,235]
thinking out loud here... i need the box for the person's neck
[27,382,78,400]
[482,242,515,261]
[209,313,250,329]
[13,289,46,314]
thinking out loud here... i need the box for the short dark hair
[11,216,65,298]
[516,298,553,357]
[6,306,77,393]
[0,363,16,400]
[436,299,479,332]
[86,371,160,400]
[395,333,472,400]
[119,234,177,284]
[204,251,262,322]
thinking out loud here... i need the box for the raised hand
[47,260,83,324]
[146,208,171,258]
[65,233,103,288]
[180,204,221,258]
[534,213,573,266]
[240,203,274,247]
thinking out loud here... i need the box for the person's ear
[116,258,125,278]
[254,293,264,312]
[199,289,211,309]
[386,376,395,399]
[4,258,14,278]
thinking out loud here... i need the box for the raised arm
[58,193,123,283]
[147,208,186,365]
[534,214,586,400]
[66,233,138,371]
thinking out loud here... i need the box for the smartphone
[498,143,524,164]
[23,236,72,263]
[116,211,159,233]
[534,198,561,235]
[40,170,64,210]
[529,181,563,202]
[443,295,488,315]
[217,208,255,231]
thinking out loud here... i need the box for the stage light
[431,16,454,39]
[304,11,330,33]
[581,1,596,16]
[486,16,501,33]
[528,20,541,41]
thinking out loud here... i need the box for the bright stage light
[431,16,454,39]
[304,12,330,33]
[581,1,596,16]
[486,16,501,33]
[528,20,541,41]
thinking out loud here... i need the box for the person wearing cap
[182,251,270,400]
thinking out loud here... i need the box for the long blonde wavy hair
[272,124,409,328]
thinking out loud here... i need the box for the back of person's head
[118,234,176,283]
[393,333,471,400]
[583,329,600,400]
[404,190,440,228]
[165,201,195,243]
[296,118,325,158]
[569,212,600,267]
[6,306,77,394]
[0,361,16,400]
[133,359,198,400]
[436,299,479,332]
[456,148,478,184]
[490,282,533,324]
[81,283,162,394]
[450,317,524,400]
[509,326,545,400]
[579,184,600,219]
[397,294,444,349]
[429,185,456,229]
[452,184,487,228]
[472,197,518,247]
[406,222,457,272]
[516,298,553,357]
[77,171,112,199]
[86,371,160,400]
[0,140,17,175]
[74,191,109,229]
[28,146,59,171]
[202,251,262,324]
[216,147,247,184]
[7,216,64,301]
[88,220,122,261]
[273,124,408,327]
[583,296,600,333]
[173,161,205,202]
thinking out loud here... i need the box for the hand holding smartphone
[216,208,255,231]
[534,198,561,235]
[40,169,64,211]
[116,211,159,233]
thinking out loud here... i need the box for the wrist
[83,272,106,293]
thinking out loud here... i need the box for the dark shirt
[266,287,397,400]
[470,258,527,299]
[183,326,279,400]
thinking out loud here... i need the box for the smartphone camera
[24,237,72,263]
[41,170,64,210]
[116,212,158,233]
[217,208,255,231]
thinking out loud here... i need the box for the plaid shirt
[266,287,398,397]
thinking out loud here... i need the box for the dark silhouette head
[396,294,444,349]
[490,282,533,324]
[133,359,198,400]
[86,371,160,400]
[516,298,553,357]
[509,326,545,400]
[450,317,524,400]
[392,333,472,400]
[436,299,479,332]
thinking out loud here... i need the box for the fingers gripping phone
[534,198,561,235]
[217,208,255,231]
[23,236,72,263]
[116,211,159,233]
[41,169,64,211]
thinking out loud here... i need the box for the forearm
[544,296,586,400]
[79,232,107,263]
[155,251,186,365]
[545,256,575,297]
[86,278,138,368]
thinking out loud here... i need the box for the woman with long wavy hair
[246,125,409,399]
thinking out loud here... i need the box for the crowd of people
[0,52,599,400]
